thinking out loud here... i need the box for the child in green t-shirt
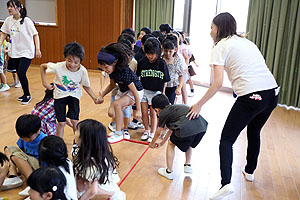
[149,94,208,180]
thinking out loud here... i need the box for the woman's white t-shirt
[210,35,278,97]
[1,16,38,59]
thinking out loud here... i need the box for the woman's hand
[36,49,42,58]
[186,102,202,120]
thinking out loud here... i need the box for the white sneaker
[108,122,116,132]
[141,131,149,141]
[158,168,174,180]
[188,92,194,97]
[210,184,234,200]
[132,121,144,129]
[1,176,23,190]
[147,135,153,143]
[184,164,193,174]
[128,121,138,130]
[15,82,21,88]
[242,169,254,182]
[107,132,123,144]
[19,186,30,196]
[0,84,10,92]
[123,129,130,140]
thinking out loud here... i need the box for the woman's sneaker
[18,95,25,101]
[141,131,149,141]
[158,168,174,180]
[210,184,234,200]
[242,169,254,181]
[184,164,193,173]
[21,96,32,105]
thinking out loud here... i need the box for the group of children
[0,9,208,198]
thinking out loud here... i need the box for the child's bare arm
[175,75,184,95]
[40,63,54,90]
[149,127,163,148]
[78,180,113,200]
[101,79,116,98]
[159,129,172,146]
[162,82,167,94]
[83,86,98,104]
[128,82,142,120]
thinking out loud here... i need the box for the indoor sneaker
[19,186,30,196]
[21,96,32,105]
[1,176,23,190]
[107,132,123,144]
[123,129,130,140]
[158,168,174,180]
[210,184,234,200]
[108,122,116,132]
[242,169,254,182]
[184,164,193,174]
[188,92,194,97]
[141,131,149,141]
[132,120,144,129]
[147,134,153,143]
[128,121,138,130]
[15,82,21,88]
[18,95,25,101]
[0,84,10,92]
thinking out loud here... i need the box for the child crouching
[149,94,208,179]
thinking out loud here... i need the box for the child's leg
[10,156,33,179]
[185,147,192,164]
[4,147,18,177]
[70,119,78,134]
[57,122,66,138]
[187,77,194,90]
[0,73,7,84]
[113,96,133,132]
[181,82,188,104]
[141,102,149,131]
[12,72,19,84]
[149,106,157,134]
[166,140,176,171]
[0,161,9,187]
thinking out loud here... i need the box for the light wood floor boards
[0,66,299,200]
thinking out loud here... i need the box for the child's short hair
[118,33,135,45]
[152,94,170,109]
[159,24,173,33]
[121,28,135,37]
[27,167,67,200]
[63,42,85,61]
[39,135,70,173]
[152,30,165,44]
[140,27,152,35]
[141,34,154,45]
[162,39,176,50]
[15,114,41,138]
[144,37,161,56]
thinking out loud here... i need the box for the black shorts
[7,58,16,72]
[54,96,80,122]
[170,132,205,152]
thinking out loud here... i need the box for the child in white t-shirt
[40,42,100,137]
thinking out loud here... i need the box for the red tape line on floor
[124,138,149,145]
[118,146,149,187]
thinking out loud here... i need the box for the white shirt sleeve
[46,62,58,73]
[210,42,226,66]
[80,67,90,87]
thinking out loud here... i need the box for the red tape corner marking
[118,146,150,186]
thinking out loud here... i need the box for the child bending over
[149,94,208,180]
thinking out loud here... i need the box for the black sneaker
[18,95,25,101]
[21,96,32,105]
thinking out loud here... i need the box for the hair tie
[52,186,57,192]
[97,51,116,65]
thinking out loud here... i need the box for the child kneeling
[149,94,208,180]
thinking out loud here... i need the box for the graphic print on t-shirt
[140,69,165,79]
[55,75,78,92]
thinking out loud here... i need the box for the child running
[27,167,67,200]
[162,34,185,104]
[149,94,208,180]
[97,43,144,143]
[73,119,125,200]
[40,42,100,138]
[137,37,170,143]
[37,135,77,200]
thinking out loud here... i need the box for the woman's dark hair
[7,0,27,24]
[73,119,119,185]
[27,167,67,200]
[212,12,238,43]
[39,135,70,174]
[152,30,165,44]
[140,27,152,34]
[118,38,134,57]
[0,152,9,167]
[15,114,41,138]
[152,94,170,109]
[159,24,173,34]
[97,43,129,73]
[64,42,85,61]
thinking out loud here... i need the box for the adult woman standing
[0,0,42,104]
[187,12,279,199]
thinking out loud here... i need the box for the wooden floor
[0,66,300,200]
